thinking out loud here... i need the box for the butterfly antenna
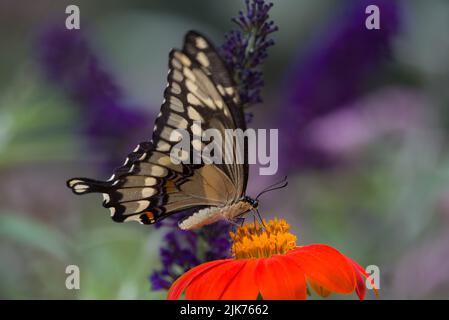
[261,176,287,192]
[256,176,289,200]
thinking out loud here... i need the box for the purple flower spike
[221,0,278,106]
[149,272,172,291]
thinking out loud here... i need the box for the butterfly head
[242,196,259,209]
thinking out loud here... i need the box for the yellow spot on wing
[195,37,208,49]
[196,52,210,67]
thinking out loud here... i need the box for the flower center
[230,218,297,259]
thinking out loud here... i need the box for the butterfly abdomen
[178,200,253,230]
[178,206,222,230]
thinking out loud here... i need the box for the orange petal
[346,257,378,300]
[167,259,231,300]
[185,260,246,300]
[220,259,260,300]
[308,279,332,298]
[286,244,356,294]
[255,255,307,300]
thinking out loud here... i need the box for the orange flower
[168,218,377,300]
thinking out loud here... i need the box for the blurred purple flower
[306,87,427,157]
[392,231,449,299]
[37,25,151,170]
[221,0,278,107]
[279,0,401,171]
[390,183,449,298]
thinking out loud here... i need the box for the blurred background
[1,0,449,299]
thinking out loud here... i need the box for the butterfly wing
[180,31,248,197]
[67,31,248,225]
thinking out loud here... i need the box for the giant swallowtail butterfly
[67,31,262,230]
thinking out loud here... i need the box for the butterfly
[66,31,280,230]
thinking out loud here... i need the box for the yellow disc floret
[230,218,297,259]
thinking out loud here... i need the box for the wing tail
[67,178,111,195]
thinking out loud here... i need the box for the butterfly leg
[237,217,246,227]
[227,218,244,228]
[248,210,265,230]
[255,209,267,230]
[229,217,245,233]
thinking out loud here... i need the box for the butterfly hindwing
[68,141,181,223]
